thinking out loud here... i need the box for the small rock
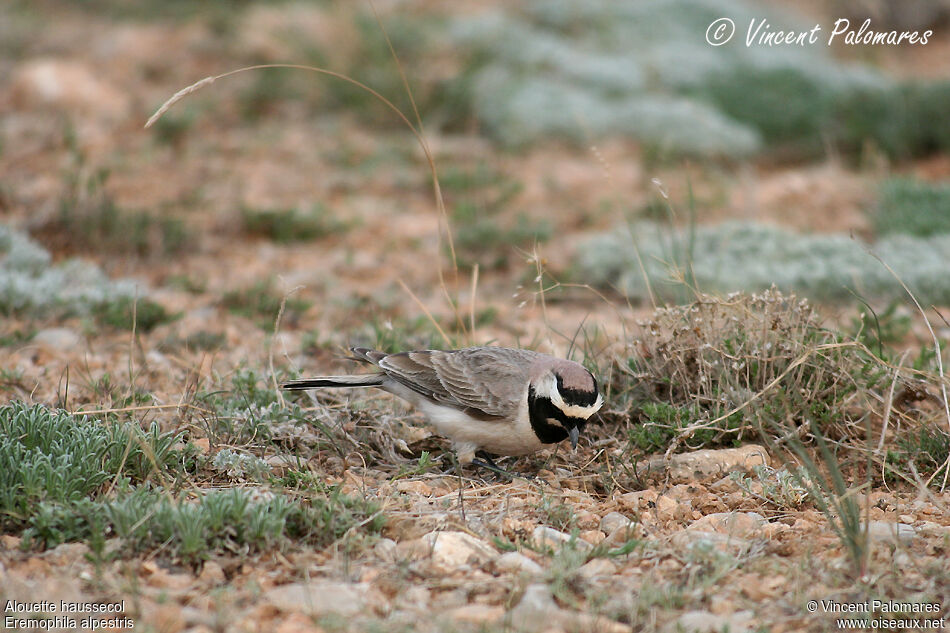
[670,529,752,555]
[666,609,753,633]
[898,514,915,524]
[867,521,916,545]
[395,480,433,496]
[146,350,169,367]
[141,602,185,633]
[400,585,431,611]
[44,542,89,565]
[618,489,658,511]
[656,495,679,521]
[577,557,618,580]
[600,511,635,535]
[394,538,430,561]
[509,584,632,633]
[579,530,606,545]
[375,538,398,562]
[688,512,766,539]
[917,521,950,537]
[264,581,370,617]
[199,561,225,585]
[11,59,131,119]
[509,583,559,630]
[0,535,21,550]
[494,551,543,575]
[532,526,591,552]
[191,438,211,454]
[738,573,785,600]
[446,604,505,625]
[421,531,497,571]
[640,445,769,481]
[709,475,741,493]
[275,612,323,633]
[574,510,601,530]
[33,328,81,351]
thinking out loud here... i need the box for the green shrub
[0,402,185,531]
[0,224,150,320]
[91,295,175,332]
[575,221,950,305]
[241,203,353,243]
[221,279,311,329]
[873,178,950,238]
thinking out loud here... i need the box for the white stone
[11,59,130,119]
[421,530,496,571]
[33,328,81,351]
[667,610,754,633]
[577,557,618,580]
[600,511,635,535]
[446,604,504,625]
[670,529,752,555]
[264,580,369,617]
[640,445,769,481]
[532,526,591,552]
[867,521,916,545]
[374,538,398,562]
[494,551,543,575]
[688,512,766,538]
[509,583,632,633]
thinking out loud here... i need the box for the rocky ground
[1,2,950,633]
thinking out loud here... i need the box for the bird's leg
[471,451,533,481]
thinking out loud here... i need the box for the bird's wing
[376,350,457,403]
[378,348,540,420]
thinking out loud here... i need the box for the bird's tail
[281,374,385,391]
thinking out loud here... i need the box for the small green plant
[731,465,810,510]
[24,484,384,565]
[197,367,341,454]
[159,330,226,352]
[367,315,449,353]
[39,162,189,257]
[760,423,869,577]
[391,451,436,481]
[849,299,911,359]
[452,202,551,270]
[212,449,271,481]
[150,106,197,148]
[241,203,354,243]
[891,425,950,480]
[439,164,549,270]
[0,402,185,532]
[872,178,950,238]
[0,328,34,347]
[628,402,745,453]
[537,497,577,533]
[221,279,311,329]
[90,296,176,332]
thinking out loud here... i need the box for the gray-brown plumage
[282,346,603,464]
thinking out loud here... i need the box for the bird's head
[527,360,603,449]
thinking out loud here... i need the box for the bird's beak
[569,426,579,450]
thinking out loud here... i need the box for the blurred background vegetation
[2,0,949,318]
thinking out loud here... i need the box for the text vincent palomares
[748,17,932,47]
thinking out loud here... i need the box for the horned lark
[281,346,604,466]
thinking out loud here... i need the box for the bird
[281,346,604,469]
